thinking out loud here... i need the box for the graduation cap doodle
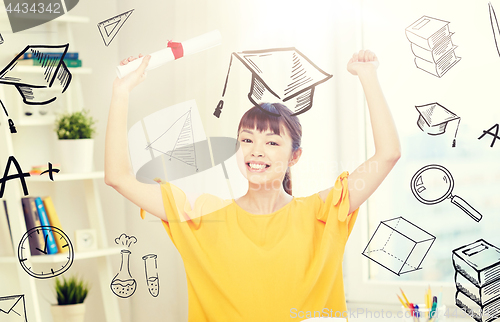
[0,44,72,105]
[213,47,332,118]
[415,102,460,147]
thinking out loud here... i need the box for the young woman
[105,50,400,321]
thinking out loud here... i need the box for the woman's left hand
[347,49,379,76]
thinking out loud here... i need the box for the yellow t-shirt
[141,171,359,322]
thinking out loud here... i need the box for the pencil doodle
[0,294,28,321]
[415,102,460,147]
[97,9,134,47]
[453,239,500,322]
[405,16,461,77]
[362,216,435,276]
[478,124,500,147]
[213,47,332,118]
[410,164,482,222]
[0,33,4,45]
[0,99,16,134]
[489,2,500,57]
[0,44,72,105]
[143,254,159,297]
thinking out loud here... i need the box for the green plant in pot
[51,275,90,322]
[54,110,96,173]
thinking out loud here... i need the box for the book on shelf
[15,59,82,68]
[21,197,45,256]
[22,52,79,60]
[34,197,58,255]
[42,196,68,253]
[0,200,14,256]
[406,16,452,50]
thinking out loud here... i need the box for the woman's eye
[241,139,252,143]
[268,141,278,146]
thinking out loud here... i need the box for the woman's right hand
[113,54,151,94]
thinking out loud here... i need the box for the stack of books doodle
[452,239,500,322]
[15,51,82,68]
[405,15,460,77]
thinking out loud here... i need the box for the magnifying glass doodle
[410,164,482,222]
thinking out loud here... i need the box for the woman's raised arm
[104,55,168,221]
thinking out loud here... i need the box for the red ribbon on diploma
[167,40,184,60]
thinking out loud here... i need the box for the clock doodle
[17,226,74,279]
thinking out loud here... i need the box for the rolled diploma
[116,30,222,79]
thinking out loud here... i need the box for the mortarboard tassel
[452,118,461,148]
[213,54,234,118]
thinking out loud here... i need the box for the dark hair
[236,103,302,195]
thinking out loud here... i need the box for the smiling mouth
[246,163,270,171]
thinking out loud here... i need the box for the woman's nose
[251,147,264,157]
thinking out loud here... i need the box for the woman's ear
[288,147,303,167]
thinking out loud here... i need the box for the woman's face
[236,124,298,191]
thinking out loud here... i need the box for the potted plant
[51,275,90,322]
[54,110,96,173]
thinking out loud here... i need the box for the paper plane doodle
[0,44,72,105]
[214,47,332,117]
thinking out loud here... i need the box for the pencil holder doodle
[143,254,159,297]
[401,304,446,322]
[362,217,436,275]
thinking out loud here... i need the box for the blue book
[23,52,79,60]
[34,197,58,255]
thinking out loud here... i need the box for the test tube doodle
[142,254,159,297]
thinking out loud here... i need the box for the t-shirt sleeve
[315,171,360,240]
[140,182,231,245]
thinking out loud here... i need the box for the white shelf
[53,15,90,23]
[27,171,104,182]
[0,247,121,264]
[14,66,92,74]
[18,115,56,126]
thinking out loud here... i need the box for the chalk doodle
[143,254,159,297]
[0,156,30,198]
[362,216,435,276]
[0,44,72,105]
[18,226,74,279]
[0,99,16,134]
[405,16,460,77]
[478,124,500,147]
[213,47,332,117]
[410,164,482,222]
[111,234,138,298]
[0,294,28,321]
[453,239,500,322]
[39,162,60,181]
[97,9,134,47]
[489,2,500,57]
[415,102,460,147]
